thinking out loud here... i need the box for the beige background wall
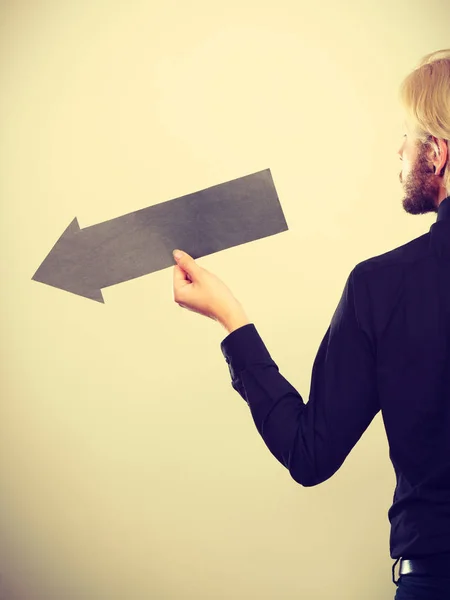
[0,1,448,598]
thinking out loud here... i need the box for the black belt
[392,554,450,585]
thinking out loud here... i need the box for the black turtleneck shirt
[220,196,450,560]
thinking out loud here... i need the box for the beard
[400,143,443,215]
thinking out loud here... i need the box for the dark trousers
[394,574,450,599]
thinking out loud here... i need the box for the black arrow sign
[32,168,288,303]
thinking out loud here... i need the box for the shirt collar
[437,196,450,222]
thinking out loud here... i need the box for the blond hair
[399,49,450,194]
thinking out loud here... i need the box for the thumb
[173,249,201,279]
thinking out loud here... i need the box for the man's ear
[431,137,448,175]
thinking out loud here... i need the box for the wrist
[219,306,251,334]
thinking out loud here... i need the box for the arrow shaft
[79,170,286,289]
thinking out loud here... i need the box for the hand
[172,249,250,331]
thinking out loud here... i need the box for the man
[173,49,450,599]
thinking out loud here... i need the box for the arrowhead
[32,218,104,303]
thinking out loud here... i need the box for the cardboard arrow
[32,168,288,303]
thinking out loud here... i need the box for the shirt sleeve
[220,267,380,486]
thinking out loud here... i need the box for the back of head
[399,49,450,195]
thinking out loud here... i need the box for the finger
[173,264,189,285]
